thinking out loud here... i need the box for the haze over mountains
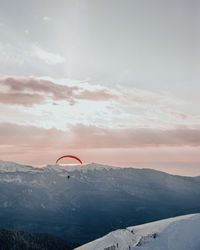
[0,160,200,245]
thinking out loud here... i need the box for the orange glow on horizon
[58,163,85,166]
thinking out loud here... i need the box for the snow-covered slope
[76,214,200,250]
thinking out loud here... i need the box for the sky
[0,0,200,176]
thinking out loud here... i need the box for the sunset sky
[0,0,199,175]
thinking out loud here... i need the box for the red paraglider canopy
[56,155,83,165]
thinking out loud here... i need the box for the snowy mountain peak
[0,160,36,173]
[44,164,68,172]
[70,163,118,171]
[0,160,118,174]
[44,163,117,173]
[76,214,200,250]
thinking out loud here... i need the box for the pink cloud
[1,123,200,150]
[0,92,45,106]
[0,123,200,154]
[0,123,200,172]
[77,89,118,101]
[69,124,200,148]
[0,76,118,106]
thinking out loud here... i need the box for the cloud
[24,29,29,35]
[33,45,66,65]
[0,77,76,106]
[0,42,25,65]
[0,75,193,132]
[0,73,186,112]
[69,124,200,148]
[43,16,52,22]
[0,92,44,106]
[77,89,118,101]
[1,123,200,152]
[1,122,200,168]
[0,123,66,149]
[0,76,118,107]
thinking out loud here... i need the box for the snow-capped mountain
[0,160,37,173]
[0,160,200,245]
[0,160,116,174]
[76,214,200,250]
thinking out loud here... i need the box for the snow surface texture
[76,214,200,250]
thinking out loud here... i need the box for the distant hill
[0,160,200,244]
[0,228,75,250]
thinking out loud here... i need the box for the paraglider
[56,155,83,165]
[56,155,82,181]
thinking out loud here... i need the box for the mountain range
[0,160,200,245]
